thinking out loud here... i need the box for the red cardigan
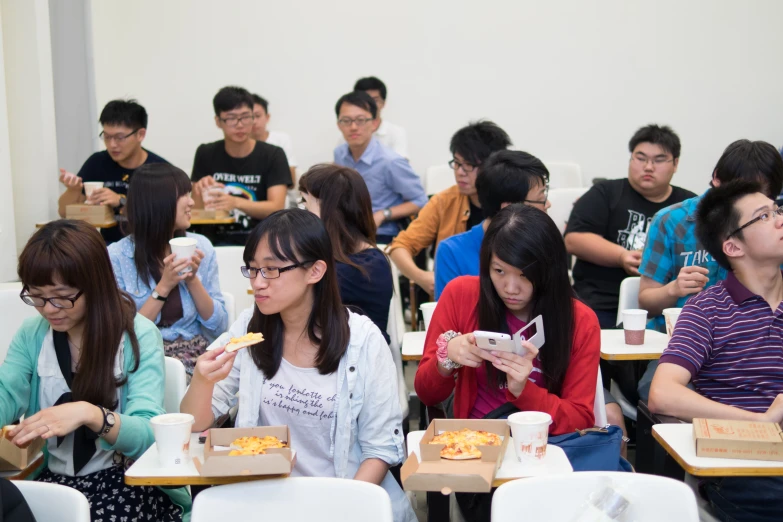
[414,276,601,435]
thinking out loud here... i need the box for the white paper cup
[169,237,197,274]
[150,413,194,467]
[419,302,437,331]
[622,309,648,345]
[507,411,552,462]
[663,308,682,338]
[203,186,227,209]
[83,181,104,202]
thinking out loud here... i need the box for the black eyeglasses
[727,206,783,238]
[20,289,84,309]
[524,183,550,206]
[219,114,255,127]
[99,129,139,144]
[448,158,478,174]
[241,263,307,280]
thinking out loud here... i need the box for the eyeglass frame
[240,262,309,280]
[218,114,255,127]
[337,117,375,128]
[99,129,140,144]
[631,153,675,167]
[727,206,783,239]
[448,158,479,174]
[524,182,550,206]
[20,288,84,309]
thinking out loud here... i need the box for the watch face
[106,411,116,427]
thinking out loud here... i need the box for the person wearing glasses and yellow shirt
[191,86,291,246]
[333,91,427,245]
[56,99,169,245]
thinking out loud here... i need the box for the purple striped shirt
[660,271,783,412]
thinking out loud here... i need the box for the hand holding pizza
[478,340,539,398]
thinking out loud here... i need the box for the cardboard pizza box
[193,426,295,478]
[0,433,45,471]
[693,418,783,462]
[190,208,231,220]
[401,419,510,493]
[65,204,116,225]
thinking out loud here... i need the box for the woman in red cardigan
[415,203,601,435]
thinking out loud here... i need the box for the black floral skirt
[164,334,209,383]
[36,465,182,522]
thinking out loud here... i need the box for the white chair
[544,161,584,190]
[491,472,698,522]
[379,245,410,422]
[214,246,254,315]
[191,477,393,522]
[0,283,39,364]
[164,356,187,414]
[425,164,454,196]
[594,367,608,427]
[548,187,588,235]
[615,277,641,326]
[14,480,91,522]
[222,291,236,326]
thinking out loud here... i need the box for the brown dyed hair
[18,220,140,409]
[298,164,377,275]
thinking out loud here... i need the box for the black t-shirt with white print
[566,178,695,312]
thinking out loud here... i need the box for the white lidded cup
[83,181,104,202]
[150,413,195,467]
[507,411,552,462]
[169,237,197,274]
[622,309,648,345]
[662,308,682,338]
[419,302,437,331]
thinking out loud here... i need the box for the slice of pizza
[224,332,264,353]
[228,447,266,456]
[440,442,482,460]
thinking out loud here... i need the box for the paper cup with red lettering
[150,413,194,467]
[83,181,104,202]
[663,308,682,338]
[507,411,552,462]
[419,302,437,331]
[622,309,648,345]
[169,237,197,274]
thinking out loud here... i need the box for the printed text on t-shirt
[262,382,337,422]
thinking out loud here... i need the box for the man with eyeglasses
[333,91,427,244]
[191,86,291,246]
[565,124,695,331]
[649,180,783,522]
[388,121,511,295]
[57,99,168,245]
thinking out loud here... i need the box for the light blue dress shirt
[333,138,428,237]
[108,232,228,342]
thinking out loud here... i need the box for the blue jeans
[703,477,783,521]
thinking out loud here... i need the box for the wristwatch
[97,406,116,437]
[117,195,127,209]
[382,208,393,221]
[151,290,168,302]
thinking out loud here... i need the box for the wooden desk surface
[600,329,669,361]
[402,331,426,362]
[36,220,117,229]
[190,217,236,225]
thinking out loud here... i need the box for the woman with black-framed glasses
[1,220,190,521]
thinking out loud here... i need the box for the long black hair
[244,209,350,378]
[478,204,575,395]
[125,163,192,283]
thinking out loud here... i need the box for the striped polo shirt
[660,270,783,412]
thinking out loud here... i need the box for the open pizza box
[401,419,510,494]
[193,426,296,478]
[190,208,231,220]
[65,204,116,225]
[0,434,45,471]
[693,418,783,462]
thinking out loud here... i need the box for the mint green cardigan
[0,313,191,519]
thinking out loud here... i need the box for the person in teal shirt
[0,220,190,521]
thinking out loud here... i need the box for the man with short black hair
[388,121,511,295]
[57,99,168,244]
[353,76,407,157]
[333,91,427,244]
[649,179,783,521]
[250,93,297,186]
[192,86,291,245]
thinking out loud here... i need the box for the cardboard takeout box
[401,419,510,494]
[693,418,783,462]
[193,426,295,478]
[65,204,116,225]
[0,434,45,471]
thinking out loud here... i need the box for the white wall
[88,0,782,195]
[0,7,18,281]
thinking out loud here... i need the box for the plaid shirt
[639,192,728,331]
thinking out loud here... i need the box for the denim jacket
[210,308,416,522]
[108,232,227,342]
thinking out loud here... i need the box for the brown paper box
[190,209,230,220]
[0,435,45,471]
[693,418,783,462]
[193,426,295,478]
[65,204,116,225]
[401,419,510,493]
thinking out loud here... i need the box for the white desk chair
[425,164,454,196]
[214,246,254,315]
[0,283,38,364]
[594,367,608,427]
[615,277,641,326]
[548,187,588,235]
[222,291,236,326]
[492,472,698,522]
[164,356,187,414]
[14,481,91,522]
[379,244,410,422]
[544,161,584,190]
[191,477,393,522]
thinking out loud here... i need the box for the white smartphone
[473,331,516,352]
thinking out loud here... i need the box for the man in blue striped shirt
[649,180,783,521]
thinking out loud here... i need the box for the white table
[600,329,669,361]
[402,331,426,361]
[652,423,783,477]
[125,433,289,486]
[406,430,572,486]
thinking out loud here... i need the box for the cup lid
[151,413,195,426]
[507,411,552,426]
